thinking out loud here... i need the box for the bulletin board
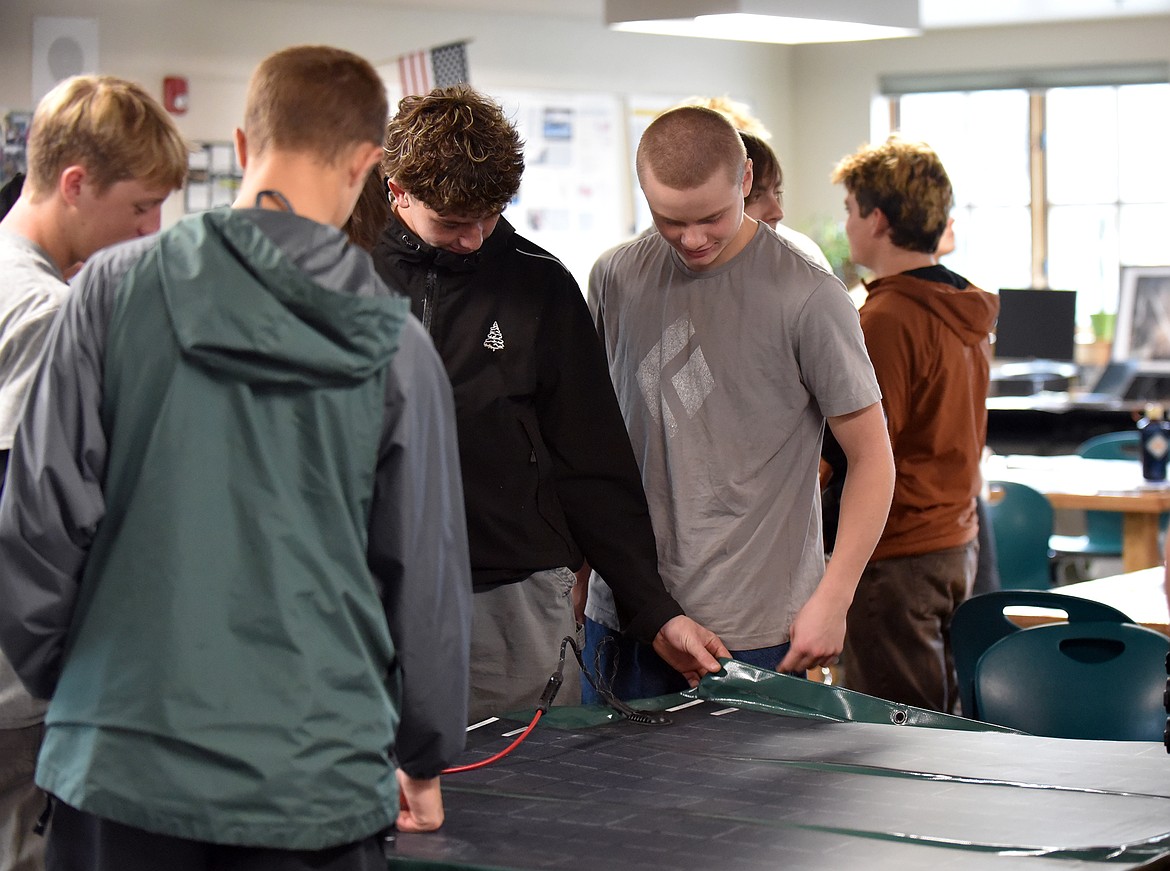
[493,89,632,290]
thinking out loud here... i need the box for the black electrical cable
[566,635,671,727]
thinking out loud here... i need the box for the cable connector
[538,635,573,713]
[538,670,563,713]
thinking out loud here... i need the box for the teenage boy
[0,73,187,871]
[832,136,998,713]
[0,45,471,870]
[738,130,831,271]
[372,85,727,722]
[584,106,894,697]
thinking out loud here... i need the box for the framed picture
[1113,266,1170,369]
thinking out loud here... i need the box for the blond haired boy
[0,73,186,871]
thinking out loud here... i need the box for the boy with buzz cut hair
[0,72,188,871]
[0,44,471,871]
[374,86,728,724]
[583,106,895,700]
[832,136,998,713]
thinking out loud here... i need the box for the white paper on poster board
[493,89,632,292]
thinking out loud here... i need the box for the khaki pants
[468,567,583,723]
[0,723,46,871]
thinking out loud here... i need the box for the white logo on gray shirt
[637,315,715,437]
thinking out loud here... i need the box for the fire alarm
[163,76,189,115]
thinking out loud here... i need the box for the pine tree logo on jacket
[484,321,505,351]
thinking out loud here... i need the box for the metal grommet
[890,708,908,725]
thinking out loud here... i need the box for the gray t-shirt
[0,228,62,728]
[0,229,67,448]
[586,222,880,650]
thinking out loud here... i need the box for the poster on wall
[492,89,631,292]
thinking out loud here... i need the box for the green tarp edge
[529,658,1019,733]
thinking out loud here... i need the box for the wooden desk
[984,454,1170,572]
[1007,566,1170,636]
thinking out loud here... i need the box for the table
[984,454,1170,571]
[388,691,1170,870]
[1007,566,1169,636]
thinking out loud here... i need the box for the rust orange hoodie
[860,265,1000,561]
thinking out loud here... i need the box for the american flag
[397,41,470,97]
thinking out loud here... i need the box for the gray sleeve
[0,254,119,699]
[797,275,881,419]
[367,316,471,778]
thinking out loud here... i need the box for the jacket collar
[382,211,516,274]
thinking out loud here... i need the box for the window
[881,78,1170,327]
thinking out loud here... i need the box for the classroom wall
[6,3,1170,255]
[0,0,793,235]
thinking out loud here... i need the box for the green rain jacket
[0,209,471,849]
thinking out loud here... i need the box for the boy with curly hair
[373,85,727,722]
[832,136,999,713]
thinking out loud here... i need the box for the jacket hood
[865,270,999,347]
[378,210,516,273]
[158,209,407,387]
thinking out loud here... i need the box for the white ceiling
[918,0,1170,29]
[334,0,1170,30]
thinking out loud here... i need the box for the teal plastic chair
[1049,431,1140,560]
[950,590,1133,719]
[984,480,1055,590]
[973,620,1169,740]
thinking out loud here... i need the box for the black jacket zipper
[421,266,438,334]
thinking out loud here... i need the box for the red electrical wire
[442,709,544,774]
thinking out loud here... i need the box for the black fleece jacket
[371,213,682,642]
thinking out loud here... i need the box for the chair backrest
[950,590,1133,720]
[1078,430,1140,461]
[974,620,1169,740]
[984,480,1054,590]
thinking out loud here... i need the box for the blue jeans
[581,617,796,704]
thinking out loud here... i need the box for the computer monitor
[1114,266,1170,364]
[993,288,1077,362]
